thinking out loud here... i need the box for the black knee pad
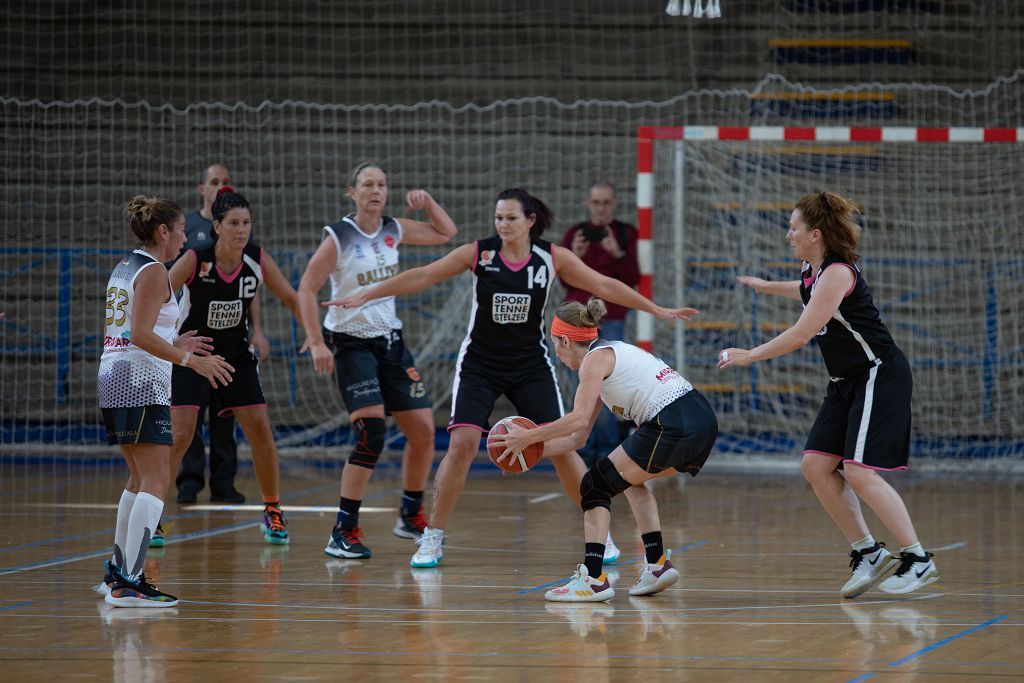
[348,417,385,470]
[579,457,631,512]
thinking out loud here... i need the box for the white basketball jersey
[322,215,404,338]
[98,250,179,408]
[587,340,693,424]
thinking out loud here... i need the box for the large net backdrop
[2,1,1022,462]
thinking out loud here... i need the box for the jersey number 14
[525,265,547,289]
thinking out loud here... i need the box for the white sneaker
[544,564,615,603]
[629,552,680,596]
[879,552,939,594]
[410,527,444,568]
[604,533,621,564]
[842,543,898,598]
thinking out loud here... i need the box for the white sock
[122,492,163,581]
[851,535,876,552]
[112,489,137,568]
[901,541,925,557]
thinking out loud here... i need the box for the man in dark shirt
[559,182,640,465]
[175,163,266,505]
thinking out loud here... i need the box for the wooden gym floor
[0,457,1020,681]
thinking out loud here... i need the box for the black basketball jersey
[459,235,556,368]
[179,243,264,354]
[799,256,896,378]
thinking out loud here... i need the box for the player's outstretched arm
[322,243,475,308]
[736,275,802,301]
[554,245,699,321]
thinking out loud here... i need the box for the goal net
[642,125,1024,461]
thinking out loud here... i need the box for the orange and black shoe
[260,504,289,545]
[325,524,372,559]
[393,507,429,540]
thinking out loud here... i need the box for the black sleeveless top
[460,235,556,369]
[180,242,264,355]
[799,255,896,378]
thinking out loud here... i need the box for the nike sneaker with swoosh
[842,542,898,598]
[325,525,372,559]
[879,551,939,594]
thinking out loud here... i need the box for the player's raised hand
[717,348,753,369]
[405,189,433,212]
[173,330,214,355]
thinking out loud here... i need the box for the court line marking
[929,541,967,552]
[888,614,1010,666]
[528,493,560,504]
[516,540,710,594]
[0,601,32,611]
[845,674,875,682]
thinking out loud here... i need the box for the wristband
[179,351,191,368]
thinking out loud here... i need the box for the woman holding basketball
[167,186,305,545]
[494,297,717,602]
[328,188,696,569]
[97,196,233,607]
[718,191,937,597]
[298,162,457,559]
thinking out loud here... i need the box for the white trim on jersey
[831,308,879,364]
[852,364,879,463]
[531,244,564,415]
[449,271,480,423]
[242,250,264,284]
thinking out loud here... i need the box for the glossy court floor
[0,456,1021,682]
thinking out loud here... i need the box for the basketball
[486,416,544,473]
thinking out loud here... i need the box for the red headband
[551,317,598,342]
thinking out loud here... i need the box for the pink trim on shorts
[447,423,487,434]
[843,460,909,472]
[183,250,198,285]
[499,250,531,272]
[218,403,266,417]
[171,405,201,411]
[804,449,843,459]
[216,260,244,284]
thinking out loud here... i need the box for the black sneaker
[210,488,246,504]
[104,571,179,608]
[393,507,428,540]
[324,524,372,559]
[176,491,198,504]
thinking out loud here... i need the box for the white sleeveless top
[586,340,693,424]
[98,249,179,407]
[322,215,404,338]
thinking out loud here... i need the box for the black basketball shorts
[620,390,718,477]
[448,357,565,433]
[171,348,265,415]
[804,349,913,471]
[102,404,174,446]
[324,328,431,414]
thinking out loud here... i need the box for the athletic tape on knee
[348,417,385,469]
[579,458,631,511]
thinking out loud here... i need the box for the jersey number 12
[238,276,258,299]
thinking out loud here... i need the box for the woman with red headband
[494,297,718,602]
[326,188,696,570]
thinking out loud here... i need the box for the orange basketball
[486,416,544,473]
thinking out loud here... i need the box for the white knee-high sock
[112,489,137,568]
[122,492,163,581]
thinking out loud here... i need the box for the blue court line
[0,601,32,611]
[888,614,1009,666]
[515,540,710,594]
[844,674,875,682]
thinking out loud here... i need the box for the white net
[649,126,1024,460]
